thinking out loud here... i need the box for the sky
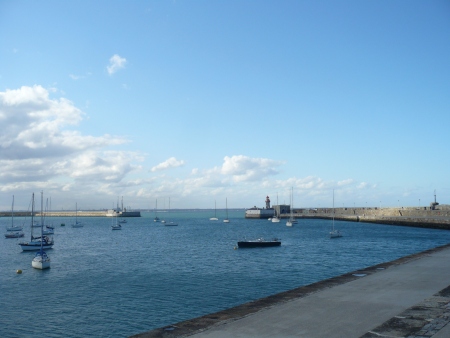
[0,0,449,211]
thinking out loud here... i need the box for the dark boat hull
[237,241,281,248]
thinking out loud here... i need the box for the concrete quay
[132,244,450,338]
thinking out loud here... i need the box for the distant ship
[106,197,140,217]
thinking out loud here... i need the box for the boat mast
[332,189,335,230]
[40,191,44,241]
[31,193,35,241]
[11,195,14,228]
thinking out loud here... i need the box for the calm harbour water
[2,209,450,338]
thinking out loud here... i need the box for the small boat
[165,197,178,226]
[119,219,127,224]
[19,193,54,251]
[272,193,281,223]
[237,238,281,248]
[209,200,219,221]
[287,187,297,227]
[223,198,230,223]
[330,190,342,239]
[5,231,24,238]
[32,194,51,270]
[154,199,160,222]
[71,203,84,228]
[111,214,122,230]
[6,196,23,232]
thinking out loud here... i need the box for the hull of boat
[330,231,342,238]
[111,226,122,230]
[6,227,23,231]
[20,242,54,251]
[237,241,281,248]
[5,232,24,238]
[32,258,50,269]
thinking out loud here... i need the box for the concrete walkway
[132,244,450,338]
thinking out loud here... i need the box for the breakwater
[291,205,450,230]
[0,211,107,217]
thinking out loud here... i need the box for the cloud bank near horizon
[0,85,374,209]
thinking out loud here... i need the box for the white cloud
[151,157,185,172]
[0,85,142,204]
[221,155,283,182]
[337,179,354,187]
[107,54,127,75]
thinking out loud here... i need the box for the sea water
[1,210,450,338]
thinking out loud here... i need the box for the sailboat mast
[332,189,335,230]
[31,193,35,241]
[11,195,14,228]
[40,191,44,241]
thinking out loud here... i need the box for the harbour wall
[0,211,140,217]
[291,205,450,230]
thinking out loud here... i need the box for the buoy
[16,269,22,274]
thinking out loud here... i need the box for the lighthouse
[265,196,271,209]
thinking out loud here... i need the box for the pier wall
[1,211,114,217]
[291,205,450,230]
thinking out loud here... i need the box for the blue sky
[0,0,449,210]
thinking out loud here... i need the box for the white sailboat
[330,189,342,238]
[6,195,23,232]
[223,198,230,223]
[287,187,297,226]
[165,197,178,226]
[272,193,280,223]
[209,200,219,221]
[32,191,51,269]
[19,193,54,251]
[111,207,122,230]
[161,198,166,224]
[71,203,84,228]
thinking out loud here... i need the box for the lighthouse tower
[265,196,271,209]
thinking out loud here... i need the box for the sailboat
[165,197,178,226]
[330,189,342,238]
[161,198,166,224]
[42,198,54,235]
[209,200,219,221]
[153,199,160,222]
[5,195,24,238]
[71,203,84,228]
[111,207,122,230]
[32,191,51,269]
[223,198,230,223]
[6,195,23,232]
[286,187,297,226]
[19,193,54,251]
[272,193,280,223]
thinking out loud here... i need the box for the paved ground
[132,244,450,338]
